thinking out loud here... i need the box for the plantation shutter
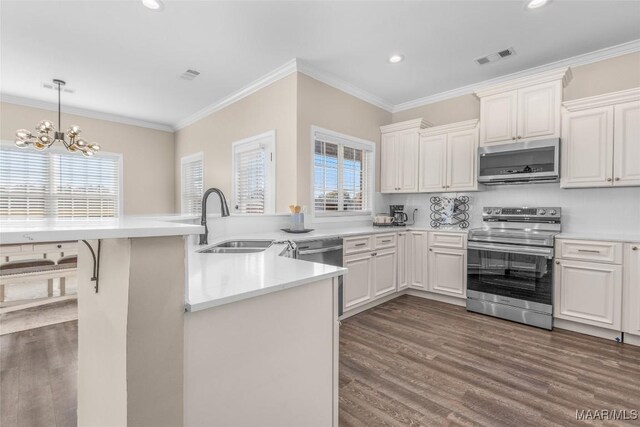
[52,154,120,218]
[181,153,204,215]
[0,146,121,219]
[0,149,49,218]
[234,143,266,214]
[313,140,339,211]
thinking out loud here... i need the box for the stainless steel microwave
[477,138,560,185]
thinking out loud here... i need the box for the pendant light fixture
[15,79,100,157]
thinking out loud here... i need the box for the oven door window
[467,249,552,305]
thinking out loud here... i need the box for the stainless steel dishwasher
[295,238,344,316]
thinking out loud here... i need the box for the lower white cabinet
[623,243,640,336]
[343,252,373,310]
[397,232,409,291]
[409,231,427,289]
[554,258,622,330]
[343,234,396,313]
[428,247,467,298]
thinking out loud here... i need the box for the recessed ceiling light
[142,0,163,11]
[527,0,549,9]
[388,54,404,64]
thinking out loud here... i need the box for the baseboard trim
[0,294,77,314]
[405,289,466,307]
[553,318,622,342]
[623,333,640,347]
[340,292,403,320]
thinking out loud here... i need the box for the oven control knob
[494,209,501,215]
[485,209,492,214]
[549,209,557,216]
[538,209,546,215]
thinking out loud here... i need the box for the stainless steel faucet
[199,188,230,245]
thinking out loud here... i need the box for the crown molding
[420,119,479,136]
[296,59,394,113]
[380,118,432,133]
[393,39,640,113]
[562,87,640,112]
[0,93,174,132]
[173,59,299,130]
[473,67,572,98]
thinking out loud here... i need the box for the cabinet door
[613,101,640,187]
[397,233,409,291]
[373,249,397,298]
[397,131,420,192]
[560,106,614,188]
[428,248,466,298]
[554,259,622,330]
[447,129,478,191]
[380,133,398,192]
[480,90,518,146]
[517,81,561,141]
[343,253,372,310]
[623,243,640,335]
[409,232,427,289]
[418,134,447,192]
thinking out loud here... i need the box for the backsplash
[376,183,640,233]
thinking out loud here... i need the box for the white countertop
[0,217,204,244]
[556,232,640,243]
[185,225,467,312]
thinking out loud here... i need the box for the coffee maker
[389,205,408,226]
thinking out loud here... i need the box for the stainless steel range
[466,206,561,330]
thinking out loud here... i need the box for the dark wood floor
[339,295,640,426]
[1,321,77,427]
[2,297,639,426]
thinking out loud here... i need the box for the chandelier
[15,79,100,156]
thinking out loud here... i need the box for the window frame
[0,140,124,219]
[231,130,276,215]
[180,152,204,216]
[310,126,375,221]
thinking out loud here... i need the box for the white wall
[378,184,640,234]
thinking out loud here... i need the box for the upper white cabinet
[380,119,431,193]
[475,67,571,147]
[419,119,479,193]
[561,88,640,188]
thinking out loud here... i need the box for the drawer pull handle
[577,249,600,253]
[555,261,560,265]
[355,243,367,247]
[381,239,392,243]
[633,246,638,251]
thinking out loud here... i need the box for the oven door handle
[468,242,554,258]
[297,245,343,256]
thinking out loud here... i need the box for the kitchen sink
[199,247,267,254]
[197,239,274,254]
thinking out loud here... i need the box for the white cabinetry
[475,68,571,146]
[397,232,409,291]
[380,119,431,193]
[419,120,478,193]
[427,232,467,299]
[623,243,640,338]
[409,231,427,290]
[554,239,623,330]
[561,88,640,188]
[343,233,397,313]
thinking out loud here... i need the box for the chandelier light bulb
[88,143,101,152]
[16,129,32,140]
[76,138,87,148]
[15,139,30,148]
[37,120,55,133]
[38,134,52,144]
[82,150,94,157]
[67,125,81,137]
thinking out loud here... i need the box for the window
[313,127,374,216]
[181,152,204,215]
[232,131,276,214]
[0,144,122,219]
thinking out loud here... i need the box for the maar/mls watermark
[576,409,639,421]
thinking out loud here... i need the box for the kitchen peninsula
[0,218,345,427]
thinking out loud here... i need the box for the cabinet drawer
[34,242,78,253]
[428,231,467,249]
[374,233,396,250]
[557,239,622,264]
[344,236,373,255]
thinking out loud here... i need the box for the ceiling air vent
[180,69,201,81]
[475,47,516,66]
[41,82,75,93]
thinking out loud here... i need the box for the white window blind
[0,146,122,219]
[181,153,204,215]
[313,128,374,216]
[232,131,275,215]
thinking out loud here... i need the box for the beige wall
[390,52,640,126]
[174,74,297,214]
[0,102,175,215]
[296,73,392,206]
